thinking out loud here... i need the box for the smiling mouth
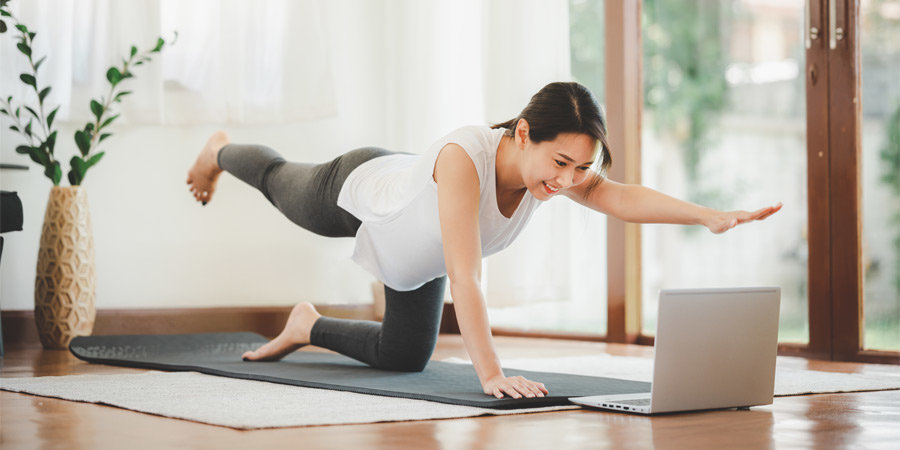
[543,182,559,195]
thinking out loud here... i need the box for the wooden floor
[2,335,899,449]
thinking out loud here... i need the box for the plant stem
[85,47,154,154]
[0,97,38,147]
[10,10,50,142]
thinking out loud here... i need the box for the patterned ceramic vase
[34,186,96,349]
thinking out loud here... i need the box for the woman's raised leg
[187,132,393,237]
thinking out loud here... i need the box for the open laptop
[569,286,780,415]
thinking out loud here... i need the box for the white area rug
[3,354,899,429]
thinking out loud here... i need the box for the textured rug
[3,354,899,429]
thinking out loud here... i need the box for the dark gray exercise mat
[69,332,650,409]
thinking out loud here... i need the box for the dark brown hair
[491,81,611,195]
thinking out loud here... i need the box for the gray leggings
[218,144,446,372]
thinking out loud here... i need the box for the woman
[186,82,781,401]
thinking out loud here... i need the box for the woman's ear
[515,118,530,149]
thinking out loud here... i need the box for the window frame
[487,0,900,365]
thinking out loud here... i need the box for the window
[640,0,809,343]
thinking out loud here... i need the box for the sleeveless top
[336,125,542,291]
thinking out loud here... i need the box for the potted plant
[0,1,175,348]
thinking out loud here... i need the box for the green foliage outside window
[642,0,728,207]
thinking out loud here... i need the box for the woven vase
[34,186,96,349]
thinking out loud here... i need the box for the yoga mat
[69,332,650,409]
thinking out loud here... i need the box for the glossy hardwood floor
[2,335,899,449]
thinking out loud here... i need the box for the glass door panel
[641,0,809,342]
[860,0,900,351]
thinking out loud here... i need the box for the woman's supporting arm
[563,172,781,233]
[434,144,547,399]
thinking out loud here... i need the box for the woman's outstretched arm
[434,144,548,399]
[562,172,782,233]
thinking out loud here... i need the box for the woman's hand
[483,374,549,399]
[704,202,783,234]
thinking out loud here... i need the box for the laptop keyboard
[612,398,652,407]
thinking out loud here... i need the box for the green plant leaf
[15,145,31,155]
[106,67,123,86]
[69,156,87,185]
[24,105,39,120]
[16,41,29,57]
[130,45,138,57]
[47,106,59,129]
[1,20,9,34]
[9,125,18,132]
[34,55,46,71]
[39,86,51,103]
[15,106,21,118]
[46,130,58,153]
[51,161,62,185]
[87,151,105,168]
[28,31,35,40]
[74,130,91,155]
[24,119,32,137]
[26,146,47,166]
[153,37,164,52]
[100,113,119,130]
[14,24,26,34]
[1,8,11,17]
[98,133,112,143]
[114,90,132,102]
[90,99,104,121]
[19,73,35,87]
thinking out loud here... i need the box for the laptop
[569,286,780,415]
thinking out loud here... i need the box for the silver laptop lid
[649,287,780,413]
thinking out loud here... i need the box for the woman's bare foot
[242,302,322,362]
[186,131,230,205]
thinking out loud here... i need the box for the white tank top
[337,125,542,291]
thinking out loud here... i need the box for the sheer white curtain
[1,0,335,125]
[481,0,607,308]
[2,0,604,308]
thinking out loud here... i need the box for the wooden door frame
[824,0,899,364]
[604,0,643,344]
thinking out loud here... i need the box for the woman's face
[518,130,598,201]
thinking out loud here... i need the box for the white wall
[0,1,390,310]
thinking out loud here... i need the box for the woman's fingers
[518,378,546,397]
[486,376,549,399]
[501,384,522,399]
[757,204,782,220]
[511,382,533,398]
[500,380,547,399]
[754,203,783,220]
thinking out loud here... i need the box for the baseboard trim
[1,303,460,347]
